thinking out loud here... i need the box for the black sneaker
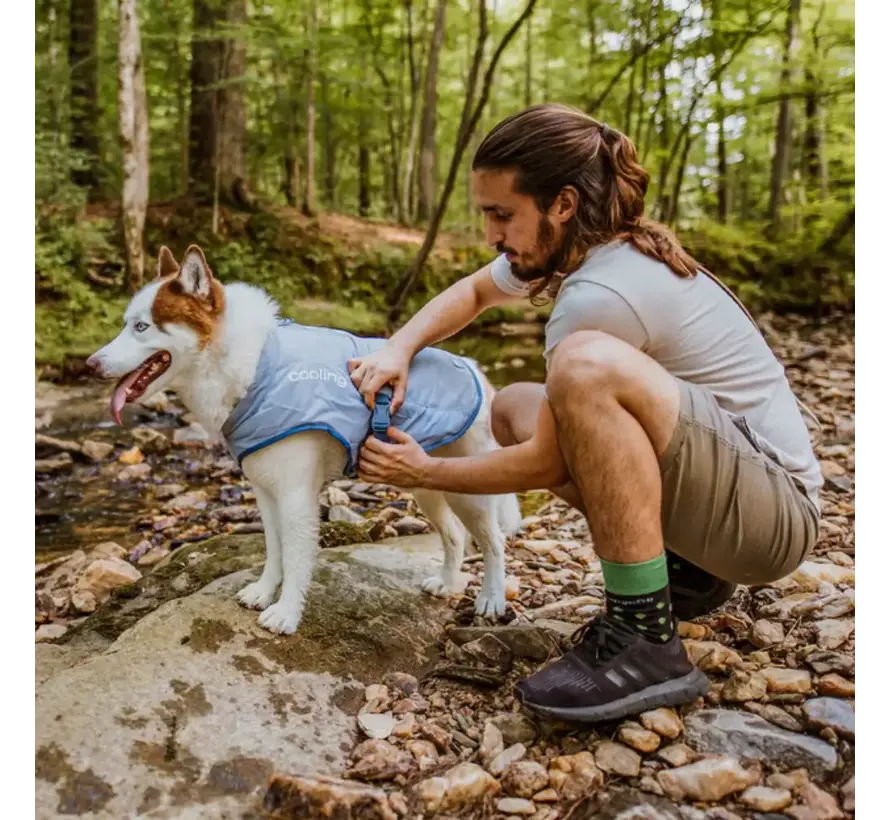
[515,614,709,723]
[666,551,737,621]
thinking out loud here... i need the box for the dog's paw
[237,580,279,610]
[474,587,507,619]
[257,602,301,635]
[422,574,468,598]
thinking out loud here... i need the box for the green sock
[601,553,674,643]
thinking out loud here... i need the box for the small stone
[162,490,208,512]
[804,650,854,677]
[391,516,430,535]
[81,439,114,461]
[137,546,170,567]
[449,626,554,662]
[739,785,793,811]
[325,486,352,507]
[505,575,520,600]
[657,743,698,767]
[407,740,439,772]
[657,757,757,802]
[749,650,772,666]
[479,721,504,766]
[70,589,97,614]
[392,713,418,738]
[817,674,854,698]
[498,796,536,815]
[762,667,812,694]
[767,768,810,791]
[527,595,602,621]
[801,697,854,740]
[751,620,785,648]
[388,791,408,817]
[74,557,142,605]
[358,712,397,740]
[265,774,396,820]
[786,782,843,820]
[684,710,837,776]
[722,671,768,702]
[416,762,499,814]
[677,622,710,639]
[347,739,414,782]
[382,671,418,696]
[594,741,641,777]
[501,761,548,798]
[490,713,540,746]
[132,427,170,454]
[392,694,428,714]
[419,720,451,752]
[684,641,743,672]
[547,752,603,802]
[365,684,389,703]
[640,708,683,739]
[747,703,804,733]
[118,446,144,465]
[791,561,854,591]
[90,541,128,560]
[531,788,558,803]
[618,722,661,753]
[173,422,212,447]
[329,504,366,524]
[813,619,854,650]
[35,453,74,474]
[840,776,854,812]
[488,742,526,776]
[35,623,68,642]
[459,634,513,671]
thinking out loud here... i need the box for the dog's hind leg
[236,484,282,610]
[412,489,469,598]
[442,492,507,619]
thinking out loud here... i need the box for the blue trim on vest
[236,423,355,473]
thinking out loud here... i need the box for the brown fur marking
[151,245,225,347]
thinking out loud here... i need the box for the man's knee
[491,382,536,446]
[546,331,631,408]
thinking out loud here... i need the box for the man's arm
[419,400,569,494]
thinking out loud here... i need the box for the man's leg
[506,331,709,721]
[491,372,735,621]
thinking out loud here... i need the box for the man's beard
[502,217,573,283]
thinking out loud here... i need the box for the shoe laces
[568,613,639,664]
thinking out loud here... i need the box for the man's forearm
[421,441,567,495]
[389,276,484,355]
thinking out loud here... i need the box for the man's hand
[358,427,434,488]
[348,344,412,412]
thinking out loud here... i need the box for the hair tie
[600,122,611,139]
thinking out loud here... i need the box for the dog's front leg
[257,489,319,635]
[237,485,282,610]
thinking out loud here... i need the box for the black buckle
[370,385,394,442]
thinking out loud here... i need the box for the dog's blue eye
[134,321,149,332]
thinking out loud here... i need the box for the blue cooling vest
[221,321,483,476]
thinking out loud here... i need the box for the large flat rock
[36,533,451,818]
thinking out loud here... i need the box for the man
[348,104,821,723]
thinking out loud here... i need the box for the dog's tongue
[110,369,142,426]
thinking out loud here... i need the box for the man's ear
[552,186,580,224]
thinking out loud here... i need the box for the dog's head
[87,244,225,424]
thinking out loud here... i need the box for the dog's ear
[178,245,215,299]
[157,246,179,279]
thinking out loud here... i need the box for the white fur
[90,271,521,635]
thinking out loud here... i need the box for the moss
[319,520,370,549]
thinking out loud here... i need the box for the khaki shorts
[659,379,820,585]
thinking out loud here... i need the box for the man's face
[471,168,569,282]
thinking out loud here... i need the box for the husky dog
[87,244,521,634]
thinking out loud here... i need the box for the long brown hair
[472,103,700,297]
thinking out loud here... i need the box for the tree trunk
[389,0,539,325]
[768,0,802,235]
[69,0,100,194]
[321,73,337,208]
[400,0,430,223]
[118,0,149,293]
[417,0,448,223]
[303,0,318,216]
[358,137,371,217]
[524,13,532,106]
[189,0,249,206]
[803,67,828,202]
[713,0,729,222]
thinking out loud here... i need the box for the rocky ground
[35,314,854,819]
